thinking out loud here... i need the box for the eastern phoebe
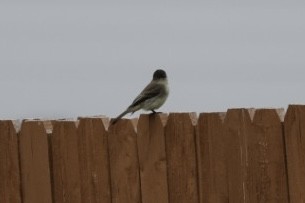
[111,69,169,124]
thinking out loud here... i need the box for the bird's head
[153,69,167,80]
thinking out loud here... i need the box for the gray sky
[1,1,305,119]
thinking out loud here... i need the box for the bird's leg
[150,110,162,114]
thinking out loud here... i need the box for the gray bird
[111,69,169,124]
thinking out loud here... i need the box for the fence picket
[0,121,21,203]
[19,121,52,203]
[224,109,253,202]
[77,118,111,203]
[50,121,81,202]
[284,105,305,202]
[108,119,141,203]
[165,113,199,203]
[197,113,228,202]
[137,114,169,203]
[1,105,305,202]
[250,109,288,202]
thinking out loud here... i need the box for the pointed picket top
[169,112,198,125]
[78,115,109,130]
[166,112,197,127]
[78,117,107,132]
[138,113,162,127]
[224,108,252,125]
[252,108,284,124]
[138,113,168,127]
[198,112,226,124]
[137,113,169,127]
[223,108,284,124]
[285,104,305,122]
[108,118,136,133]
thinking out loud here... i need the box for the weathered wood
[250,109,288,202]
[284,105,305,203]
[19,121,52,203]
[197,113,228,202]
[50,121,81,203]
[108,119,141,203]
[77,118,111,203]
[224,109,288,203]
[224,109,254,203]
[165,113,199,203]
[0,120,21,203]
[2,106,305,202]
[137,114,168,203]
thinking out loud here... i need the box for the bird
[111,69,169,125]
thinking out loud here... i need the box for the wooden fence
[1,105,305,203]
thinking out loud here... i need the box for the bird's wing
[128,82,163,109]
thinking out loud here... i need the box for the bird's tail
[110,109,130,125]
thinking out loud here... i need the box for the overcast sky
[1,1,305,119]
